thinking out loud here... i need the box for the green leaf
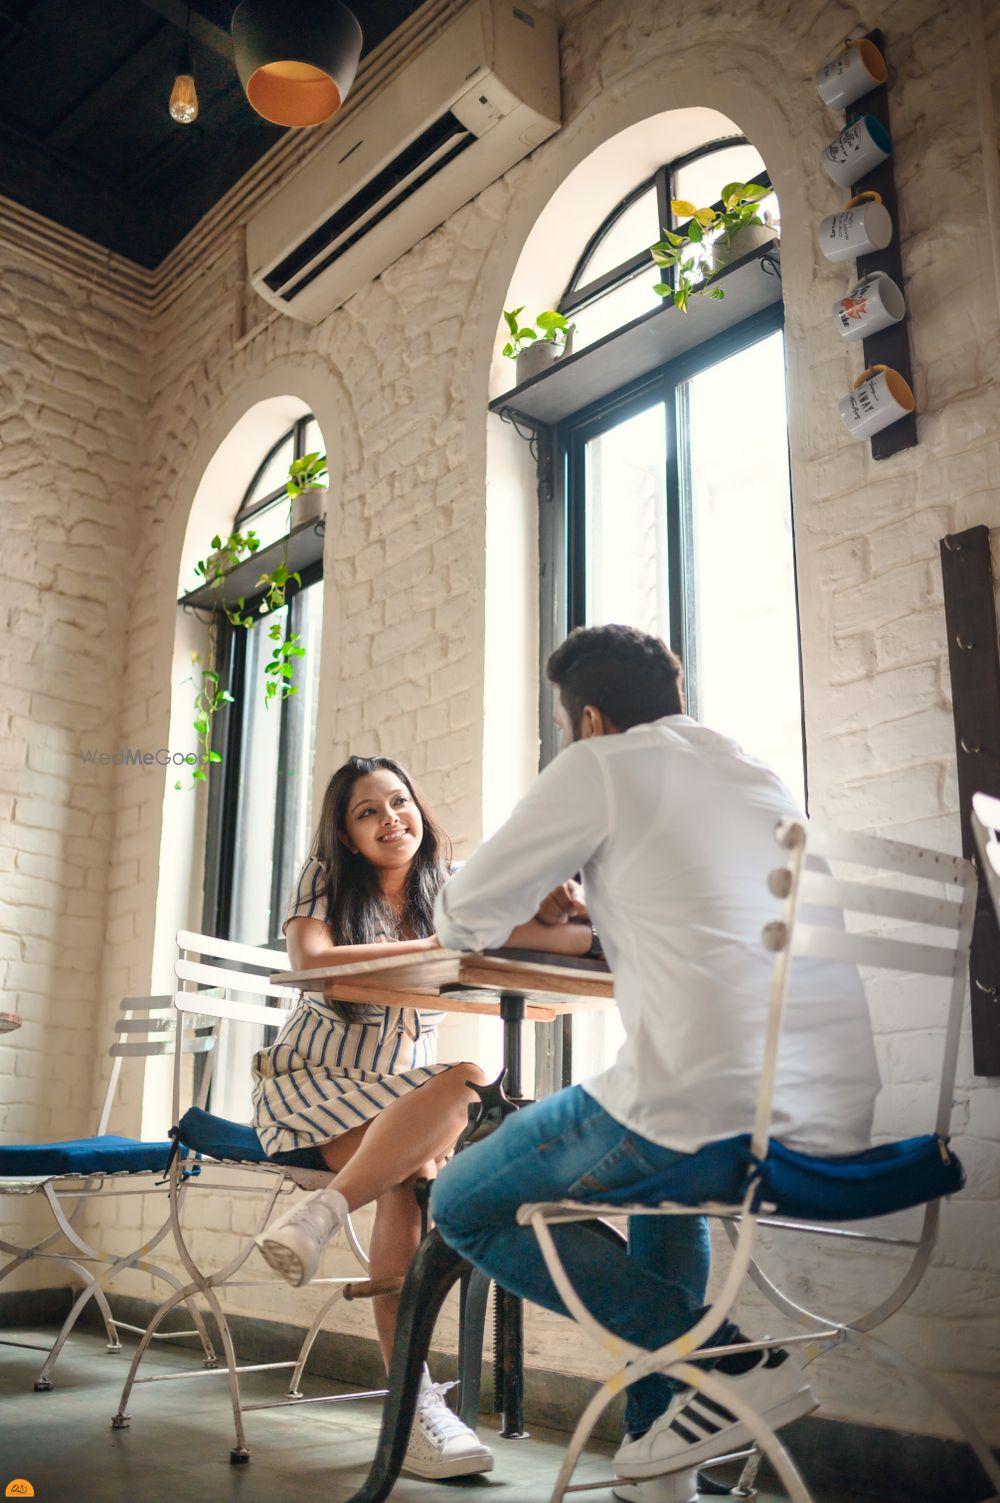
[710,287,726,299]
[208,750,222,763]
[219,690,235,704]
[503,307,523,334]
[741,181,770,202]
[653,281,671,297]
[174,780,183,791]
[193,719,208,735]
[687,220,703,244]
[671,198,697,218]
[193,768,207,782]
[211,534,222,549]
[517,328,537,342]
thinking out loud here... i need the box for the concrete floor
[0,1326,856,1503]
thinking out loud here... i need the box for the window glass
[242,433,294,511]
[583,401,669,637]
[302,417,324,460]
[574,187,659,289]
[679,330,803,804]
[229,606,287,946]
[240,495,292,554]
[672,143,765,218]
[571,270,663,353]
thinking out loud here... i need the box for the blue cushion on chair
[0,1135,174,1177]
[596,1134,964,1221]
[173,1107,269,1164]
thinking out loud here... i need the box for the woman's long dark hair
[308,755,451,1022]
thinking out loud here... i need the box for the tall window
[195,415,325,1117]
[531,139,799,1086]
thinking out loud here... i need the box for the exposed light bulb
[169,71,199,124]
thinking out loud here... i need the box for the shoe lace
[283,1194,338,1238]
[417,1380,471,1444]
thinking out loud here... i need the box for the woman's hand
[534,879,588,926]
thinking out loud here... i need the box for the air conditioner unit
[246,0,561,325]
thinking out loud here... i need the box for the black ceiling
[0,0,429,269]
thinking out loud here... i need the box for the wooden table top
[271,947,614,1023]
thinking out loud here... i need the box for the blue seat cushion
[596,1134,965,1221]
[174,1107,269,1164]
[0,1135,174,1178]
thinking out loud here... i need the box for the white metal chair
[0,995,217,1389]
[111,931,387,1463]
[971,791,1000,923]
[518,821,1000,1503]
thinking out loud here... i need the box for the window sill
[489,239,780,426]
[178,515,325,613]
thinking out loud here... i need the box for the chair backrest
[171,930,301,1123]
[755,819,977,1158]
[99,995,216,1136]
[971,791,1000,925]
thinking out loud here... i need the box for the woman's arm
[285,916,439,972]
[502,917,592,957]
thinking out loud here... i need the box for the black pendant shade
[232,0,364,129]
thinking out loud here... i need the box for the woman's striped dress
[251,859,450,1157]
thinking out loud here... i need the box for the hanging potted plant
[502,308,574,384]
[650,181,775,312]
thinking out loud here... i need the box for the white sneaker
[613,1469,700,1502]
[254,1189,343,1287]
[402,1374,494,1479]
[613,1350,816,1478]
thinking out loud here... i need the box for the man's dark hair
[546,624,684,736]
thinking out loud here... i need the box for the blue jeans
[431,1084,734,1437]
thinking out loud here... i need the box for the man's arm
[434,742,611,952]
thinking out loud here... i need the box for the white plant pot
[293,485,326,526]
[515,328,573,385]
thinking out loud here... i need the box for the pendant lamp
[168,0,199,123]
[232,0,363,129]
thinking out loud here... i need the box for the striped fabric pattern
[251,859,450,1157]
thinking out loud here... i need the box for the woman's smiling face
[341,768,424,871]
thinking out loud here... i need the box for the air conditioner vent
[247,0,560,324]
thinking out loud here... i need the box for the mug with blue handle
[821,116,892,188]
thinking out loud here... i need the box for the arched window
[494,130,799,1094]
[559,137,777,350]
[177,411,321,949]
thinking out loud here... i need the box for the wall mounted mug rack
[817,29,917,460]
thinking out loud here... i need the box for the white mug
[819,191,893,262]
[815,39,887,111]
[821,115,892,187]
[833,271,906,340]
[839,364,915,440]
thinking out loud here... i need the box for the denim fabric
[431,1085,734,1435]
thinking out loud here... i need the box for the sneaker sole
[255,1236,308,1287]
[612,1468,699,1503]
[615,1385,817,1478]
[400,1453,494,1479]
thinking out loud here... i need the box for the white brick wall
[2,0,999,1443]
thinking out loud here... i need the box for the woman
[252,754,591,1478]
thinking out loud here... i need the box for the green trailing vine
[177,450,327,790]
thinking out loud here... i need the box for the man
[431,624,880,1496]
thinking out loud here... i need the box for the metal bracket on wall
[498,407,554,504]
[940,524,1000,1075]
[844,29,917,461]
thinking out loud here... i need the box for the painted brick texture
[1,0,999,1445]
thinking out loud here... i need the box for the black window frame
[200,415,325,949]
[528,141,798,1092]
[559,136,770,327]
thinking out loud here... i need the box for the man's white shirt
[434,715,880,1156]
